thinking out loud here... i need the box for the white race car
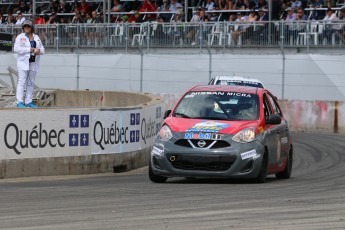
[208,76,265,89]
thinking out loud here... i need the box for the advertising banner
[91,103,163,154]
[0,110,91,160]
[0,33,13,52]
[0,102,163,160]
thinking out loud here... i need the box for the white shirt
[14,33,45,71]
[323,13,337,22]
[15,17,26,25]
[169,2,183,12]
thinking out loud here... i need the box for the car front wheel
[255,150,268,183]
[149,159,168,183]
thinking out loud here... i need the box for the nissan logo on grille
[197,140,206,148]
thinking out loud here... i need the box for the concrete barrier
[0,90,163,179]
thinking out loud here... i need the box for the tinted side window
[263,94,272,121]
[267,94,282,116]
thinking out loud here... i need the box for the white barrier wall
[0,104,163,161]
[1,53,345,101]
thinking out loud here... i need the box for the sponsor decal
[184,132,221,140]
[281,137,288,144]
[187,121,229,133]
[186,91,251,97]
[241,149,258,160]
[151,146,164,157]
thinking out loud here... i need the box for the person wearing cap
[335,7,345,43]
[321,8,338,44]
[13,20,45,108]
[15,11,26,25]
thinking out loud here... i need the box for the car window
[267,94,282,116]
[263,94,272,121]
[208,78,215,85]
[173,91,259,121]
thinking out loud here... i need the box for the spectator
[15,11,26,25]
[157,0,172,22]
[257,8,268,21]
[323,7,337,21]
[335,7,345,43]
[85,11,92,23]
[204,0,215,11]
[285,7,296,21]
[47,10,61,24]
[44,0,58,14]
[18,1,29,13]
[0,13,4,24]
[257,0,268,9]
[77,0,90,18]
[190,7,201,22]
[234,0,246,9]
[72,10,85,23]
[91,10,102,23]
[5,14,16,24]
[198,8,209,22]
[58,0,72,14]
[111,0,123,12]
[322,8,338,43]
[296,7,308,20]
[34,14,45,24]
[309,0,323,20]
[128,11,144,23]
[169,0,183,12]
[215,0,228,10]
[290,0,302,9]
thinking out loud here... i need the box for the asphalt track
[0,132,345,230]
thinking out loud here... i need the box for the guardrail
[1,21,344,50]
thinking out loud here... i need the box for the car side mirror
[266,114,281,125]
[163,110,171,119]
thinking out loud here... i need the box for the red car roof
[190,85,260,94]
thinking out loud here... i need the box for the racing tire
[255,150,268,183]
[149,160,168,183]
[276,148,293,179]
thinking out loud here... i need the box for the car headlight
[232,127,256,143]
[159,125,173,141]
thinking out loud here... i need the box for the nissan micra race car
[149,85,293,183]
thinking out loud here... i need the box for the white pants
[16,69,37,104]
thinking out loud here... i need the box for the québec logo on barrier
[69,115,89,147]
[129,113,140,143]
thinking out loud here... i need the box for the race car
[208,76,265,88]
[149,85,292,183]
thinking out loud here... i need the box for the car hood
[164,117,259,135]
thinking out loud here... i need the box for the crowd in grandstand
[0,0,344,25]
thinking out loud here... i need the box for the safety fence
[1,21,344,50]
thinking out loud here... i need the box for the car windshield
[173,91,259,121]
[216,80,264,88]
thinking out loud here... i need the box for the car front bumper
[150,133,266,179]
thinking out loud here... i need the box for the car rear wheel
[149,159,168,183]
[255,150,268,183]
[276,148,293,179]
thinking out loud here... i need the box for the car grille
[168,154,236,171]
[174,139,231,149]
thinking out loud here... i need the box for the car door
[266,93,290,164]
[262,93,280,166]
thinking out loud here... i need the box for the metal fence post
[140,49,144,92]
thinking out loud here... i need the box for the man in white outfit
[15,11,26,25]
[14,19,44,108]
